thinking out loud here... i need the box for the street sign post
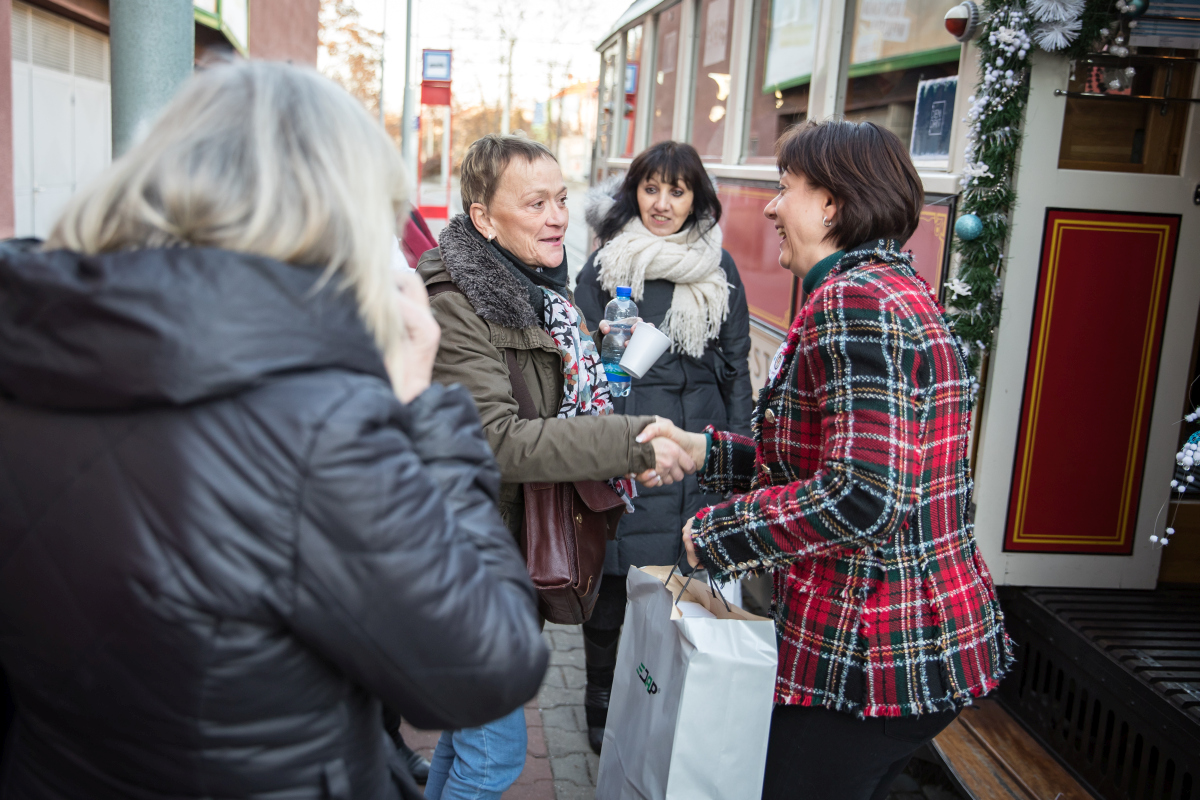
[418,49,453,221]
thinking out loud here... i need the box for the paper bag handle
[663,552,732,614]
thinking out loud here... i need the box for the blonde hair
[46,61,410,365]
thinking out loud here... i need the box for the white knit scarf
[595,217,728,359]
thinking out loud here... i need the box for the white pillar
[806,0,857,122]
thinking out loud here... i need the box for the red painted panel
[421,81,451,106]
[718,184,795,331]
[905,204,950,296]
[1005,210,1179,554]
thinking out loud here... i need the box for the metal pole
[400,0,417,186]
[110,0,194,157]
[378,0,387,126]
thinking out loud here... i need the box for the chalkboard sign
[910,76,957,165]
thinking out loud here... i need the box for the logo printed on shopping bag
[636,662,658,695]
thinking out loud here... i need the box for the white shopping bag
[595,565,778,800]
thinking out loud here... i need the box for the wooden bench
[931,698,1094,800]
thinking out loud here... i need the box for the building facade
[0,0,319,240]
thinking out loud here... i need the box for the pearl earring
[822,217,833,228]
[488,234,496,241]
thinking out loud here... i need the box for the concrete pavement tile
[526,720,549,759]
[548,630,583,651]
[537,686,581,710]
[561,666,585,691]
[542,665,567,689]
[548,646,586,668]
[501,779,557,800]
[539,705,579,732]
[586,752,601,784]
[550,752,593,787]
[544,726,591,758]
[553,780,597,800]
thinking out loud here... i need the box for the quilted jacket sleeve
[287,381,548,730]
[692,280,922,581]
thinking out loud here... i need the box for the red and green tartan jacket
[693,241,1011,717]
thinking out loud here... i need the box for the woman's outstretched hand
[637,417,709,473]
[632,437,696,487]
[682,518,700,569]
[388,272,441,404]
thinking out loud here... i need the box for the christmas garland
[947,0,1116,382]
[945,1,1034,383]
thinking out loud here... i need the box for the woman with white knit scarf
[574,141,753,754]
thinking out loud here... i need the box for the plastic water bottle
[601,287,637,398]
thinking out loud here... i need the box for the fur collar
[436,214,539,330]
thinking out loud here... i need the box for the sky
[348,0,635,112]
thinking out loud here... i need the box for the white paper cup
[619,323,672,379]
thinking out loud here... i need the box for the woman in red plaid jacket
[642,120,1011,799]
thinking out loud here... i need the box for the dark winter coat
[575,247,753,577]
[0,241,548,800]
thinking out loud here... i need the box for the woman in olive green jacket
[416,135,694,800]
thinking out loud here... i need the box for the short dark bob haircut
[776,120,923,249]
[596,141,721,245]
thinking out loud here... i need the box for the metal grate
[998,586,1200,800]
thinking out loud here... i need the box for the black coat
[0,242,548,800]
[575,247,753,576]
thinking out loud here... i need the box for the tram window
[743,0,816,163]
[597,44,620,161]
[1058,51,1194,175]
[691,0,733,160]
[621,26,644,157]
[837,0,960,150]
[843,62,957,149]
[650,4,681,146]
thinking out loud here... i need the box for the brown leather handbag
[426,281,625,624]
[504,349,626,624]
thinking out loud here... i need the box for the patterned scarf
[539,287,637,511]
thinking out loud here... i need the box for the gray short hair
[460,134,556,211]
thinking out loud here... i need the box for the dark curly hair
[596,141,722,245]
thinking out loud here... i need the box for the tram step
[932,698,1095,800]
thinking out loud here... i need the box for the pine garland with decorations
[947,1,1033,382]
[948,0,1117,382]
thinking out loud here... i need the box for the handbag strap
[426,280,539,423]
[504,350,539,422]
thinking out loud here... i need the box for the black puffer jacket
[0,242,548,800]
[575,248,753,576]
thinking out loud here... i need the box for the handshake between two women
[629,417,711,489]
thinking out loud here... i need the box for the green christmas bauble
[955,213,984,241]
[1124,0,1149,18]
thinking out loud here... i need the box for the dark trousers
[761,703,959,800]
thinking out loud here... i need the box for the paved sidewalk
[399,623,597,800]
